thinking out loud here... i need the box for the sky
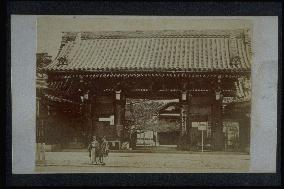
[37,16,252,59]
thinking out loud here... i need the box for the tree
[125,99,180,134]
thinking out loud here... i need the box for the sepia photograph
[8,0,280,185]
[34,16,253,173]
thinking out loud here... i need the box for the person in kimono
[88,136,99,165]
[98,136,109,165]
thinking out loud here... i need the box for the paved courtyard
[35,152,250,173]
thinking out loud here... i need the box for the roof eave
[42,69,251,76]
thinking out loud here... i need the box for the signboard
[110,115,114,125]
[99,115,114,125]
[181,110,187,133]
[198,125,207,131]
[191,122,208,152]
[192,122,208,130]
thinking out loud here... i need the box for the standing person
[88,136,99,165]
[98,136,108,165]
[87,141,92,163]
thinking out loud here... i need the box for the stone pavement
[35,151,250,173]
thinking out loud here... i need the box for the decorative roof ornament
[229,32,239,57]
[243,29,252,61]
[74,32,81,44]
[229,31,242,68]
[57,56,68,66]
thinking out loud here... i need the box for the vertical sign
[181,110,187,134]
[110,115,114,125]
[115,90,121,100]
[182,92,187,101]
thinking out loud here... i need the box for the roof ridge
[61,29,248,40]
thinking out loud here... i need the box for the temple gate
[36,29,251,152]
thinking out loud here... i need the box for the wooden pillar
[36,96,47,165]
[36,119,46,164]
[114,90,125,142]
[178,90,191,150]
[86,100,93,143]
[212,77,225,151]
[80,90,94,145]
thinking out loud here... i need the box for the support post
[212,76,225,151]
[40,120,46,162]
[81,90,94,144]
[114,90,125,144]
[36,120,46,165]
[239,116,250,153]
[86,99,93,144]
[178,90,191,150]
[156,132,159,146]
[36,97,47,165]
[201,130,204,152]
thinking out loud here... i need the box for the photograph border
[5,0,282,186]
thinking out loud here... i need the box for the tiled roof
[44,30,251,72]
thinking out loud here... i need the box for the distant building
[136,130,158,146]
